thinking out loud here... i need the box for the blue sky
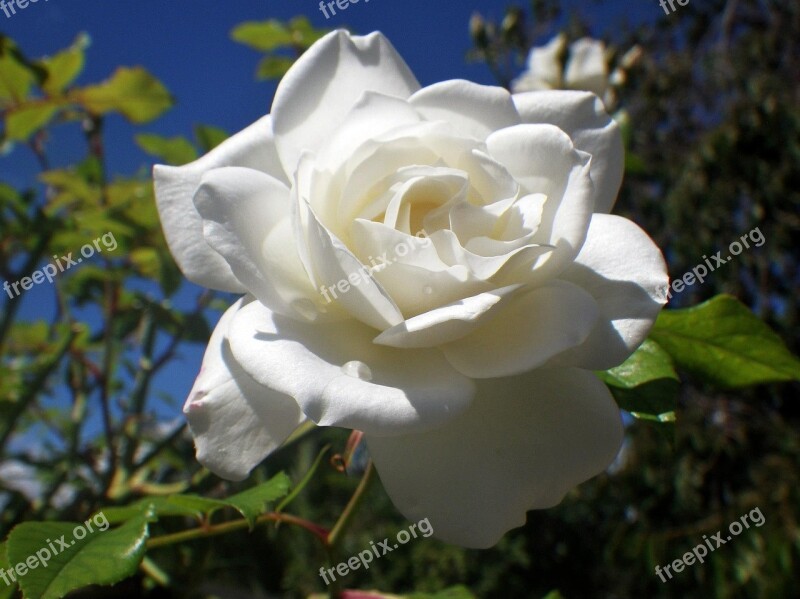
[1,0,658,436]
[3,0,657,178]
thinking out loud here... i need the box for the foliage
[230,17,329,81]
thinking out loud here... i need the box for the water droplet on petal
[341,360,373,382]
[291,298,318,321]
[423,285,433,295]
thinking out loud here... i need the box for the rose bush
[154,30,668,548]
[512,34,609,98]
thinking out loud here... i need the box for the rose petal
[184,298,306,481]
[350,212,499,317]
[430,229,553,283]
[381,168,468,235]
[548,214,669,370]
[374,284,522,348]
[511,33,566,93]
[564,38,609,98]
[409,80,521,140]
[153,115,285,292]
[369,259,491,319]
[227,301,475,435]
[316,91,422,175]
[453,149,519,207]
[272,30,420,175]
[194,167,338,322]
[295,197,404,330]
[338,139,441,227]
[485,124,594,279]
[441,280,598,378]
[513,90,623,213]
[366,367,623,548]
[350,218,451,274]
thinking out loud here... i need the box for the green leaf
[597,339,679,421]
[598,339,679,389]
[103,473,291,527]
[0,542,15,599]
[650,294,800,388]
[226,472,292,529]
[130,247,161,277]
[7,512,152,599]
[104,495,229,525]
[5,100,63,141]
[231,20,294,52]
[135,133,197,165]
[163,494,230,516]
[102,497,204,525]
[194,124,228,152]
[608,381,679,422]
[5,321,50,353]
[40,167,101,213]
[39,33,90,95]
[256,56,296,81]
[0,38,37,105]
[287,16,329,47]
[0,182,25,211]
[78,67,173,123]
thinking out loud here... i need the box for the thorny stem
[145,459,377,599]
[146,511,329,549]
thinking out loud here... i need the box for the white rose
[154,30,668,548]
[513,34,610,101]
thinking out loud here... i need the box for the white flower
[154,30,668,548]
[513,34,610,101]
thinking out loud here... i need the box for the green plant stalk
[0,222,53,356]
[281,419,317,448]
[276,444,330,513]
[146,511,329,549]
[139,556,171,586]
[323,461,376,598]
[98,279,120,485]
[33,379,87,518]
[0,327,77,450]
[124,292,214,474]
[326,460,376,549]
[119,309,158,471]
